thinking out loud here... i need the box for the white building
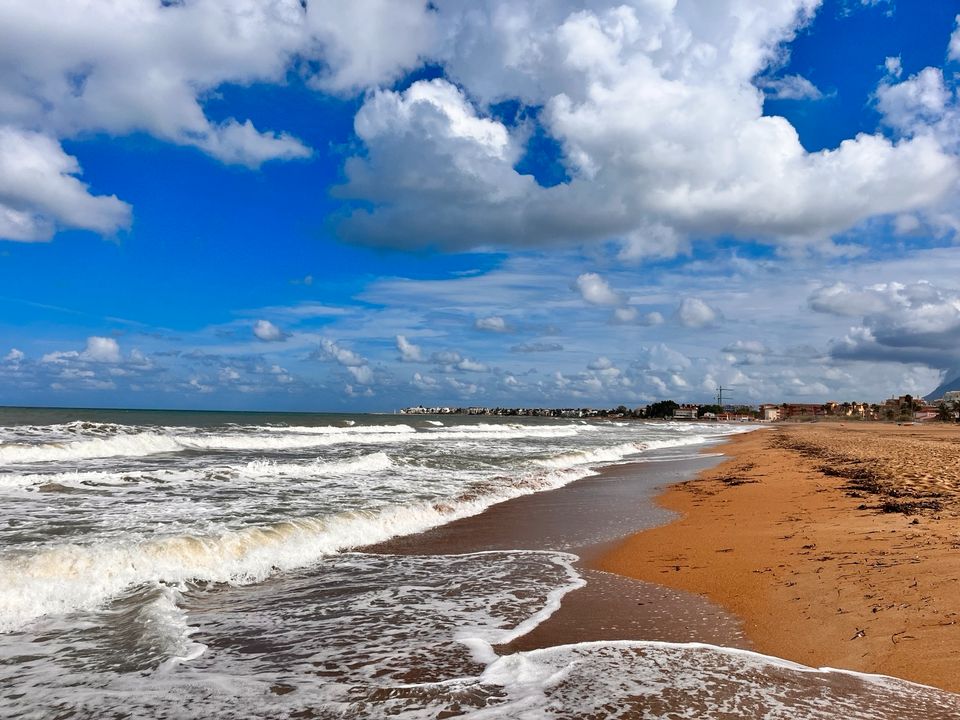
[760,404,781,421]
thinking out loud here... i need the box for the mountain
[925,374,960,402]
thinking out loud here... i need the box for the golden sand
[596,423,960,692]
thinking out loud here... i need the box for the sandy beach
[597,422,960,693]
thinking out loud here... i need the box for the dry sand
[597,422,960,693]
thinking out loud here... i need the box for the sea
[1,407,959,719]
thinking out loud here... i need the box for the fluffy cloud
[188,377,214,394]
[633,344,692,374]
[396,334,424,361]
[421,345,491,374]
[0,1,327,165]
[873,58,960,235]
[82,336,121,363]
[317,337,374,389]
[809,282,895,316]
[813,281,960,370]
[950,14,960,62]
[3,348,24,364]
[612,307,638,324]
[319,338,367,367]
[431,350,463,365]
[9,0,960,252]
[876,67,951,138]
[412,371,439,391]
[456,357,489,373]
[616,223,688,263]
[757,74,825,100]
[587,356,613,371]
[42,336,121,364]
[219,367,241,383]
[335,0,958,256]
[475,316,509,332]
[301,1,439,92]
[0,0,441,242]
[335,78,537,249]
[0,127,131,241]
[612,307,664,325]
[575,272,621,306]
[253,319,286,342]
[347,365,374,385]
[677,298,719,328]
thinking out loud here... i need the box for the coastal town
[401,391,960,422]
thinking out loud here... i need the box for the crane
[716,386,735,407]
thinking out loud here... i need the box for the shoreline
[596,423,960,693]
[366,447,751,652]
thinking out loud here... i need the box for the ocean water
[1,408,958,719]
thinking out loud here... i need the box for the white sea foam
[467,640,960,719]
[533,441,647,469]
[0,452,396,491]
[431,423,591,434]
[0,432,184,464]
[257,423,415,435]
[532,431,725,470]
[0,465,594,632]
[419,427,581,442]
[141,583,207,669]
[0,468,174,490]
[239,452,394,480]
[0,423,589,465]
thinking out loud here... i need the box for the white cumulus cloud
[334,0,959,256]
[319,338,367,367]
[677,298,719,328]
[396,334,424,361]
[456,358,489,373]
[0,127,131,241]
[475,316,509,332]
[575,272,621,306]
[81,336,121,363]
[0,0,443,242]
[950,14,960,62]
[253,320,285,342]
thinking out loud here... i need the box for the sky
[4,0,960,412]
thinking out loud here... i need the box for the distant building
[943,390,960,404]
[716,412,756,422]
[780,403,826,419]
[759,404,781,421]
[672,405,698,420]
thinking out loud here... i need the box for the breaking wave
[0,465,594,632]
[0,423,587,465]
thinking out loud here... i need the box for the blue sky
[4,0,960,411]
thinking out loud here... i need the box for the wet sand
[598,423,960,693]
[368,452,749,652]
